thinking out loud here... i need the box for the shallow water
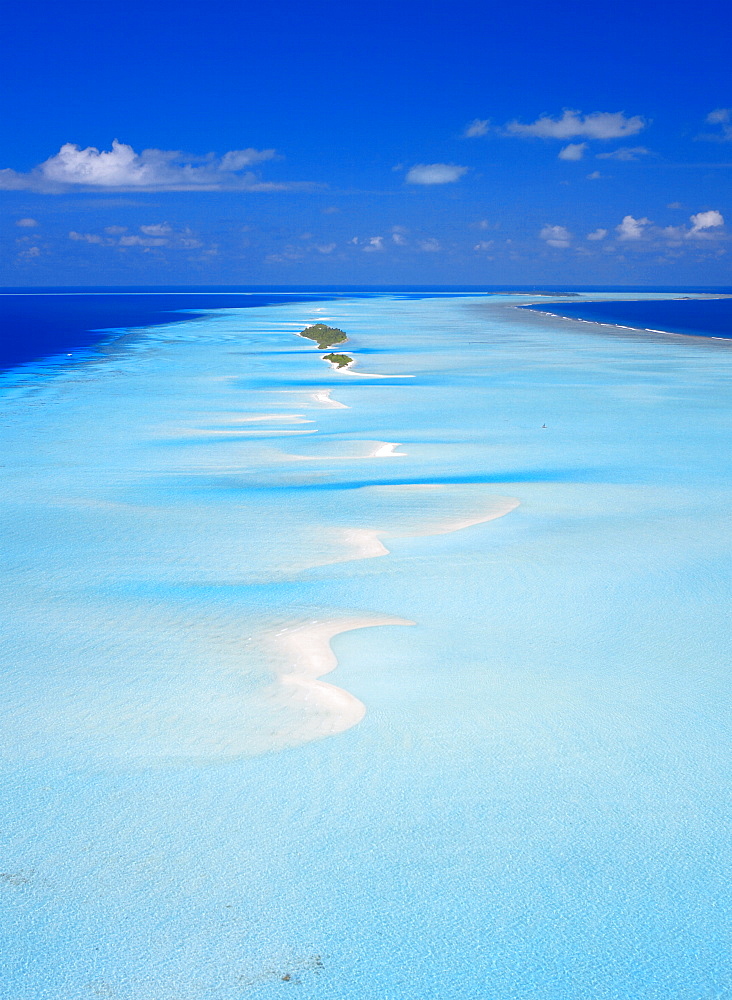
[1,293,731,998]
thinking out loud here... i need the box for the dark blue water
[523,296,732,340]
[0,288,351,372]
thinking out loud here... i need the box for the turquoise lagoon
[1,292,731,998]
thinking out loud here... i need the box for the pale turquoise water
[1,294,731,998]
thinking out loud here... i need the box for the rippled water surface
[2,293,731,999]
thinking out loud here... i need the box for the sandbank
[280,441,406,461]
[317,494,520,566]
[311,390,349,408]
[275,389,349,408]
[227,413,313,424]
[336,369,415,379]
[177,428,318,437]
[406,496,520,536]
[271,616,414,736]
[371,442,406,457]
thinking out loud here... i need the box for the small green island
[322,352,354,369]
[299,323,348,349]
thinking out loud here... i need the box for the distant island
[322,352,353,368]
[299,324,348,349]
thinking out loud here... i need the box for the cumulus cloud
[473,240,494,251]
[540,224,572,248]
[418,238,441,252]
[315,243,336,254]
[596,146,651,161]
[0,140,314,192]
[119,235,168,246]
[587,228,608,240]
[701,108,732,140]
[15,217,38,227]
[391,227,408,245]
[506,110,645,140]
[688,210,724,236]
[69,230,107,244]
[363,236,385,252]
[616,215,651,240]
[405,163,468,185]
[586,170,603,179]
[139,222,172,235]
[68,222,205,250]
[463,119,489,137]
[558,143,586,160]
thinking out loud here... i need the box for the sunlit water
[1,293,731,999]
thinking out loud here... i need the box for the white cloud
[474,240,494,251]
[506,110,645,140]
[315,243,336,254]
[69,230,107,244]
[15,217,38,227]
[616,215,651,240]
[540,224,572,248]
[688,209,724,236]
[558,143,586,160]
[119,235,168,246]
[139,222,172,236]
[587,228,608,240]
[463,118,489,137]
[18,245,41,260]
[405,163,468,185]
[699,109,732,141]
[596,146,651,161]
[586,170,603,179]
[68,222,210,250]
[418,238,440,252]
[217,149,273,171]
[0,140,313,192]
[363,236,384,252]
[391,228,407,245]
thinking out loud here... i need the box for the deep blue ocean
[3,286,732,372]
[0,288,339,371]
[523,294,732,339]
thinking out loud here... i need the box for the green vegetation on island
[299,323,348,349]
[322,352,353,368]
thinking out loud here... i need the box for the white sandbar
[338,369,415,379]
[321,494,520,565]
[280,441,406,461]
[227,413,313,424]
[371,442,406,457]
[272,616,415,736]
[311,390,349,408]
[408,496,521,536]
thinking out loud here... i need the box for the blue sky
[2,0,731,286]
